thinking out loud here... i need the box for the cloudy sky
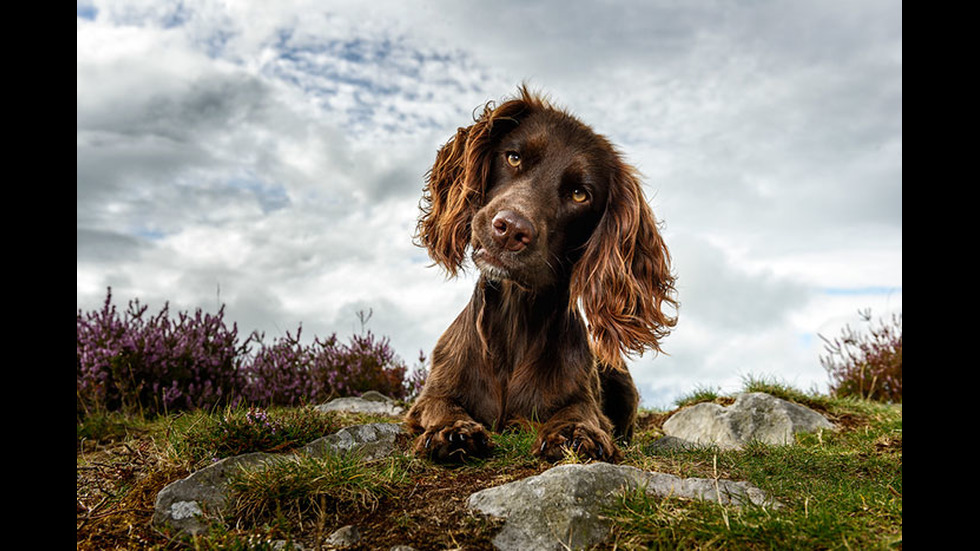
[77,0,902,408]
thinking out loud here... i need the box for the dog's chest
[478,360,567,429]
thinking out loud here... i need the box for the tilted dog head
[416,87,677,367]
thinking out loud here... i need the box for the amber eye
[505,151,521,167]
[570,187,590,203]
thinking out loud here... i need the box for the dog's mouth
[471,246,512,281]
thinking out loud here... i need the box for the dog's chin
[472,248,513,283]
[471,247,556,290]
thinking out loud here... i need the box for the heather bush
[77,289,246,418]
[240,325,425,406]
[239,328,318,407]
[78,289,427,418]
[820,309,902,403]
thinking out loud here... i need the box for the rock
[153,424,405,535]
[316,393,405,416]
[662,392,834,450]
[646,435,695,451]
[359,390,393,402]
[300,422,405,461]
[152,452,281,535]
[467,462,778,551]
[325,525,360,547]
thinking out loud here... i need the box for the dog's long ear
[415,89,540,276]
[415,124,474,276]
[571,160,678,369]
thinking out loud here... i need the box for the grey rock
[325,524,360,546]
[663,392,834,450]
[300,422,405,461]
[646,435,695,451]
[153,424,404,535]
[316,393,405,416]
[467,462,778,551]
[152,452,281,535]
[359,390,392,402]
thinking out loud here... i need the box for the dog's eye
[570,187,590,204]
[505,151,521,167]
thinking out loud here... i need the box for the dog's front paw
[413,419,494,463]
[534,422,621,463]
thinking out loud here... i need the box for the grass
[609,401,902,549]
[76,382,902,550]
[165,404,344,465]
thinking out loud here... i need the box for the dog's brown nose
[492,210,535,251]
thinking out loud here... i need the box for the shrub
[78,289,427,417]
[320,330,407,400]
[76,288,246,418]
[238,328,319,408]
[820,309,902,403]
[240,326,421,406]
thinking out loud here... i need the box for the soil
[77,429,552,550]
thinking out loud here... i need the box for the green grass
[226,451,412,529]
[607,394,902,550]
[164,404,344,465]
[77,410,153,446]
[673,384,724,408]
[78,380,902,550]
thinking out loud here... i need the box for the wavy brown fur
[408,87,677,463]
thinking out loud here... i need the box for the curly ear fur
[571,160,678,369]
[415,88,545,275]
[415,125,473,275]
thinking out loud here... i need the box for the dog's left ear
[571,160,678,369]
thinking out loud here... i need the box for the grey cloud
[77,228,147,263]
[669,233,811,333]
[77,1,900,407]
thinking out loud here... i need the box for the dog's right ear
[415,124,475,276]
[416,90,539,276]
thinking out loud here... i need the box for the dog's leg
[405,395,494,462]
[598,366,639,442]
[533,402,621,463]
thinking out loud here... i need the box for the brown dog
[406,87,677,462]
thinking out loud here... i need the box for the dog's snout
[491,210,535,252]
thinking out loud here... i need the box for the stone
[300,422,405,461]
[153,424,405,535]
[467,462,778,551]
[325,525,360,547]
[316,393,405,416]
[152,452,281,535]
[359,390,392,402]
[662,392,834,450]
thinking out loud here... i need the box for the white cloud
[77,0,901,407]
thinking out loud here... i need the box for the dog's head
[416,87,677,367]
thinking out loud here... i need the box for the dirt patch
[77,442,189,550]
[77,433,553,550]
[636,409,673,433]
[325,465,547,550]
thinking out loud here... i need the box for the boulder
[152,423,405,535]
[315,392,405,417]
[152,452,281,535]
[662,392,834,449]
[467,462,778,551]
[300,422,405,461]
[325,524,360,547]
